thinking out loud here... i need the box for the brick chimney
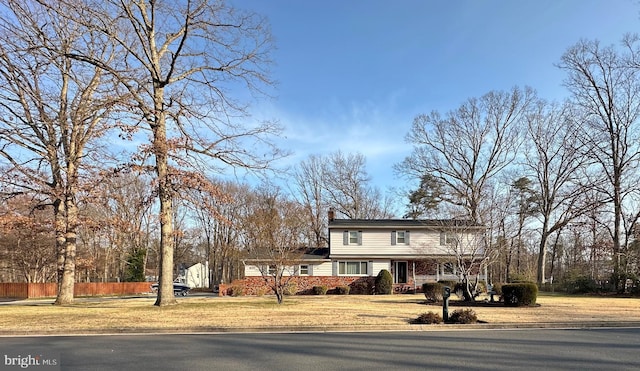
[328,207,335,222]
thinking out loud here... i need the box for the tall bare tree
[398,87,536,223]
[523,100,593,285]
[559,39,640,290]
[323,151,394,219]
[0,0,120,304]
[291,154,328,247]
[48,0,283,305]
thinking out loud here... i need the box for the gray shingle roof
[328,219,484,229]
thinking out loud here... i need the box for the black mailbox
[443,286,451,322]
[443,286,451,299]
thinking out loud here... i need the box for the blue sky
[237,0,640,199]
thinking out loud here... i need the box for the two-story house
[235,210,487,295]
[327,214,487,292]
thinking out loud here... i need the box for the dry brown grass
[0,293,638,335]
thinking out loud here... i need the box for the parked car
[150,282,191,296]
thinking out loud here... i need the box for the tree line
[400,38,640,292]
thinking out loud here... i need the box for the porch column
[412,261,416,292]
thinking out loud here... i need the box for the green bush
[312,285,328,295]
[350,280,372,295]
[448,309,478,324]
[335,285,350,295]
[375,269,393,295]
[422,282,444,302]
[502,283,538,306]
[563,275,598,294]
[410,311,443,324]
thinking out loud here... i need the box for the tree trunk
[55,191,78,305]
[54,199,66,298]
[536,225,550,286]
[153,90,177,307]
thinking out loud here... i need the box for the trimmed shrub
[335,285,350,295]
[502,282,538,307]
[230,285,245,297]
[255,287,268,297]
[448,309,478,324]
[312,285,328,295]
[422,282,444,302]
[350,280,372,295]
[283,282,297,296]
[375,269,393,295]
[411,311,443,324]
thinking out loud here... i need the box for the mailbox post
[443,286,451,322]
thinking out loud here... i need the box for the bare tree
[47,0,284,305]
[81,172,155,282]
[0,196,57,283]
[291,155,328,247]
[0,0,120,304]
[398,87,536,223]
[522,100,594,285]
[242,183,307,304]
[559,39,640,290]
[322,151,394,219]
[434,220,488,301]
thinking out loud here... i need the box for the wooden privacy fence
[0,282,152,299]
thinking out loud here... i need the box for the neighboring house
[176,262,210,289]
[235,210,487,295]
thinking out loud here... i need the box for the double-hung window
[343,231,363,245]
[440,232,458,246]
[299,265,309,275]
[397,231,406,244]
[391,230,410,245]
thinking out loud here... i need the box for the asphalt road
[1,328,639,370]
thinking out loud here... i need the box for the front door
[394,261,408,284]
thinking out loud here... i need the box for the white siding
[330,228,448,257]
[371,260,391,276]
[311,262,333,276]
[244,262,332,277]
[244,264,262,277]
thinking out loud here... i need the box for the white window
[440,232,458,245]
[397,231,406,244]
[338,261,368,275]
[299,265,309,275]
[349,231,358,244]
[443,262,455,275]
[268,265,276,275]
[391,230,410,245]
[343,231,362,245]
